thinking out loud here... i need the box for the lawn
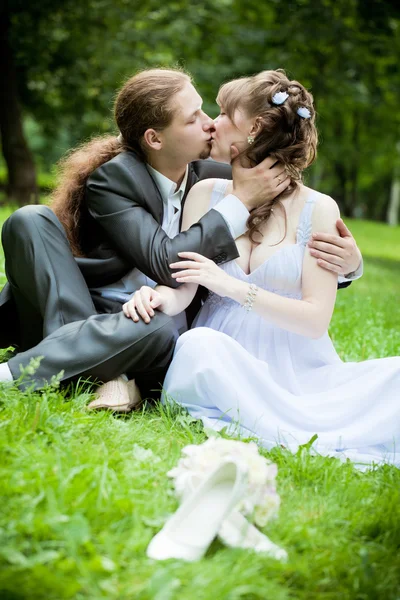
[0,208,399,600]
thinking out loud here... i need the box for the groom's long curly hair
[51,68,190,256]
[217,70,318,244]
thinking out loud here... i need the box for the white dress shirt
[338,260,363,283]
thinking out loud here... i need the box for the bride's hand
[170,252,237,297]
[123,286,163,323]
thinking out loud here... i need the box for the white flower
[297,106,311,119]
[254,492,281,527]
[132,444,160,463]
[167,438,280,528]
[272,91,289,105]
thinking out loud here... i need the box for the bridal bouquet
[168,437,280,527]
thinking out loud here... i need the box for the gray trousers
[2,205,178,394]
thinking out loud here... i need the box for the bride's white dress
[163,180,400,468]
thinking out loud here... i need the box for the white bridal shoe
[146,459,248,562]
[87,376,142,413]
[177,480,287,560]
[219,510,288,561]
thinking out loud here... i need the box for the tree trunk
[387,170,400,226]
[334,162,349,216]
[332,121,351,215]
[350,112,360,217]
[308,160,324,189]
[387,143,400,226]
[0,12,38,206]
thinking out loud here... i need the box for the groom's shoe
[87,376,142,413]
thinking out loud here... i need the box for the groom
[0,68,362,397]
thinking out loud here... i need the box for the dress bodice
[205,179,317,312]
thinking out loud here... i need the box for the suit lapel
[180,164,199,228]
[126,151,164,223]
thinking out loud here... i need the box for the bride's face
[210,106,254,163]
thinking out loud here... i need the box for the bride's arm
[171,195,340,339]
[247,195,339,338]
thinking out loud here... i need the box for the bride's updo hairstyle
[217,69,317,243]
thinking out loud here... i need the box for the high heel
[218,510,288,560]
[146,459,248,562]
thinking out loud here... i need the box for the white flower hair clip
[272,91,289,105]
[297,106,311,119]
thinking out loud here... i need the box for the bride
[125,70,400,468]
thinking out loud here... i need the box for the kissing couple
[0,68,398,469]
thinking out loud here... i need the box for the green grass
[0,210,399,600]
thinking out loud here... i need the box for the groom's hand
[231,145,290,211]
[308,218,362,276]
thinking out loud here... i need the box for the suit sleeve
[86,159,239,287]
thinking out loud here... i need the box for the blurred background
[1,0,399,224]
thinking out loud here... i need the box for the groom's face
[159,82,214,164]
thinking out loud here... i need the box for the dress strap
[296,192,318,246]
[209,179,230,210]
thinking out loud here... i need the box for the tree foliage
[1,0,399,220]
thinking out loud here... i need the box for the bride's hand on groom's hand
[123,286,163,323]
[307,218,362,276]
[230,145,291,211]
[170,252,236,297]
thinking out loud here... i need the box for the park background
[1,0,400,224]
[0,1,400,599]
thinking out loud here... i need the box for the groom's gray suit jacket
[0,151,236,349]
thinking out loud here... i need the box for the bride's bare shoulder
[306,188,340,233]
[182,179,229,230]
[189,178,231,195]
[185,178,232,211]
[315,193,340,216]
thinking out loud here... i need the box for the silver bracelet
[242,283,258,312]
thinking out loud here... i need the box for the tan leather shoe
[87,376,142,413]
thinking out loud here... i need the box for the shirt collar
[146,164,189,204]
